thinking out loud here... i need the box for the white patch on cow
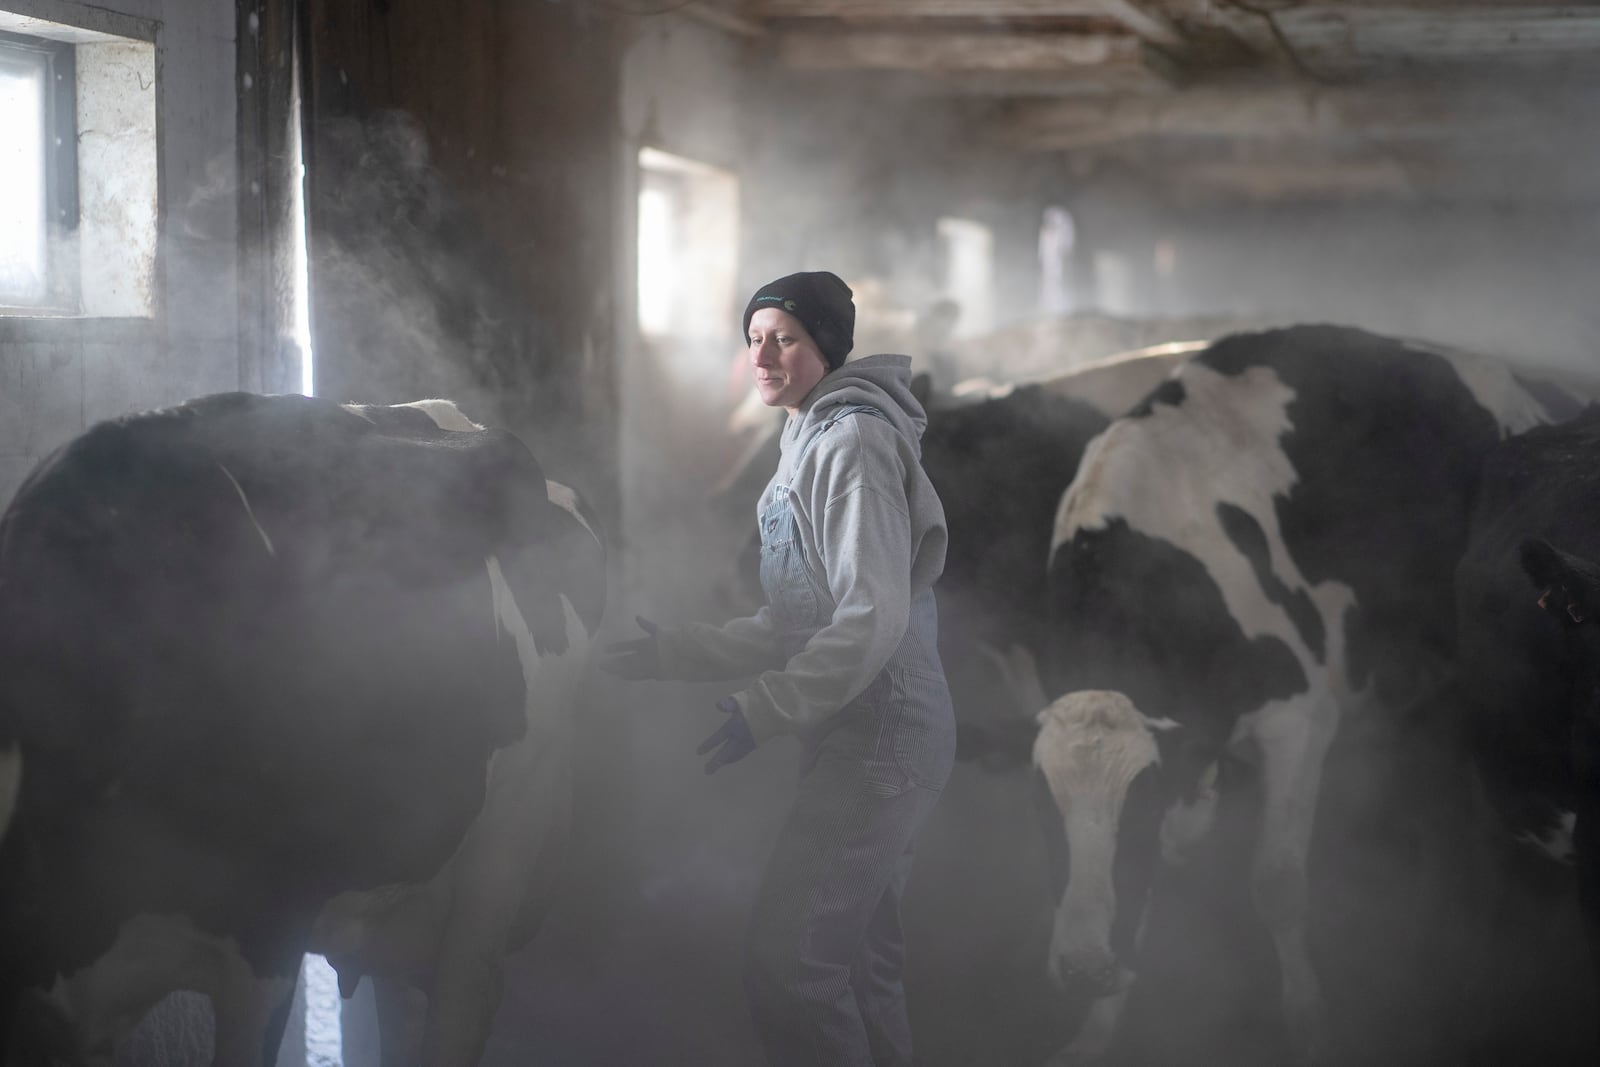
[340,403,376,424]
[217,463,276,557]
[545,479,599,545]
[0,743,20,843]
[399,398,483,432]
[1052,361,1355,687]
[45,913,292,1063]
[310,557,593,1065]
[1516,809,1577,864]
[956,344,1197,412]
[1032,691,1161,988]
[485,556,588,736]
[1037,344,1199,419]
[1407,341,1559,437]
[302,953,344,1067]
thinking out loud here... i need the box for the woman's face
[747,307,829,412]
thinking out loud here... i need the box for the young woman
[603,270,956,1067]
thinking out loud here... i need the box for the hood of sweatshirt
[790,353,927,457]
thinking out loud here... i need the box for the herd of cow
[1,324,1597,1065]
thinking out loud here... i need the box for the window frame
[0,28,79,314]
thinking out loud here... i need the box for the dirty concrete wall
[0,0,243,508]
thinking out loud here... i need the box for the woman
[602,270,956,1067]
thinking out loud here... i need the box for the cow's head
[961,690,1220,999]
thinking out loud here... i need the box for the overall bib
[743,404,957,1067]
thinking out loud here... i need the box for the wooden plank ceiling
[687,0,1600,202]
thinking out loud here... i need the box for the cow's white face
[1033,690,1175,996]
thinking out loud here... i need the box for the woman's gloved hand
[698,696,756,774]
[598,616,660,680]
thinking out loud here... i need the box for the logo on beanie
[754,294,800,313]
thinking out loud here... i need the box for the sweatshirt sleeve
[734,424,914,743]
[654,606,788,682]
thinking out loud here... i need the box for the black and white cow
[1451,404,1600,1052]
[0,392,605,1066]
[1023,325,1577,1062]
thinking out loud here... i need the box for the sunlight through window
[0,52,47,305]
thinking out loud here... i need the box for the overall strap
[791,403,891,471]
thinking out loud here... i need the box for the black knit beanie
[741,271,856,371]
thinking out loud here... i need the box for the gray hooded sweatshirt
[657,354,948,743]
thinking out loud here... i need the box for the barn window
[936,216,994,338]
[636,147,739,358]
[0,29,75,311]
[0,12,156,318]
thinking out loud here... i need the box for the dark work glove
[597,615,660,681]
[697,696,756,774]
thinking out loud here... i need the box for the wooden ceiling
[682,0,1600,203]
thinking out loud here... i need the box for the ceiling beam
[996,86,1578,148]
[892,65,1179,95]
[777,29,1144,70]
[1089,0,1186,51]
[1179,158,1414,197]
[745,0,1107,17]
[684,2,768,38]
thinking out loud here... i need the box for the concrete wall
[0,0,243,508]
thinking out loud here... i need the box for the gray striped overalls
[743,404,956,1067]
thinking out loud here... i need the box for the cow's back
[1048,325,1568,723]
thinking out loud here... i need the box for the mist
[5,2,1595,1065]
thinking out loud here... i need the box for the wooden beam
[995,85,1573,149]
[1000,92,1313,148]
[1180,158,1414,198]
[683,2,767,38]
[777,29,1143,70]
[1090,0,1186,51]
[746,0,1107,17]
[894,64,1178,95]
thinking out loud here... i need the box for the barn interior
[2,0,1597,1064]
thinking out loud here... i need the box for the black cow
[0,393,605,1066]
[1009,325,1579,1063]
[921,385,1117,725]
[1452,404,1600,1057]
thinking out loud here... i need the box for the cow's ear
[1522,538,1600,624]
[1521,538,1568,590]
[955,718,1039,771]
